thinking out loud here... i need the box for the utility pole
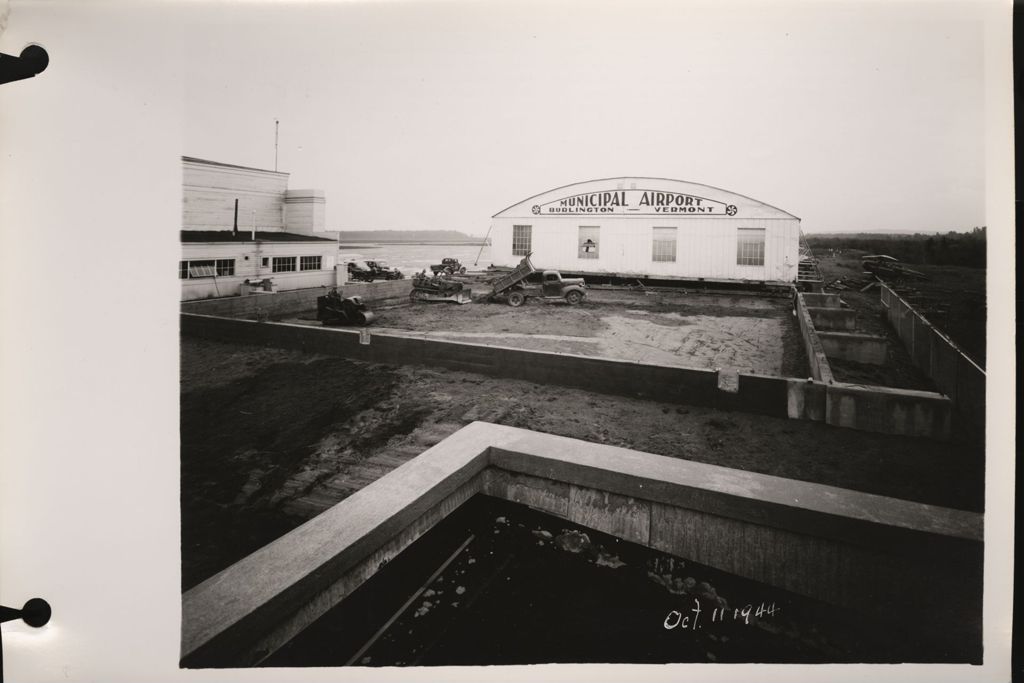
[274,118,279,172]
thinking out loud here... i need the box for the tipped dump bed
[490,254,536,295]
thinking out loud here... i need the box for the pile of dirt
[180,338,984,590]
[180,345,403,589]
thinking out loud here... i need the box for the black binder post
[0,44,49,86]
[1,598,52,679]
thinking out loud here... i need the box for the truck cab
[511,270,587,306]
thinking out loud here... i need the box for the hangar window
[300,256,322,271]
[736,228,765,266]
[215,259,235,276]
[652,227,677,262]
[272,256,297,273]
[512,225,532,256]
[578,226,599,259]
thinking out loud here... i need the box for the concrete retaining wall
[181,423,982,667]
[800,292,841,308]
[180,280,414,319]
[793,293,835,383]
[825,383,952,440]
[805,305,857,331]
[181,313,954,440]
[880,284,985,433]
[817,331,888,365]
[180,313,790,419]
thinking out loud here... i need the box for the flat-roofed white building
[490,177,801,285]
[180,157,340,300]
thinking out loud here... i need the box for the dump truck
[487,254,586,306]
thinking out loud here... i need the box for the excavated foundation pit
[181,423,983,669]
[262,494,978,666]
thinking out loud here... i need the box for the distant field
[805,229,985,269]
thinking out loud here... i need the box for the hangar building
[489,177,802,286]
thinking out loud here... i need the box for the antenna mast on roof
[274,118,279,172]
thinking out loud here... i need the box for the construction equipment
[487,254,587,306]
[316,289,376,325]
[409,271,472,304]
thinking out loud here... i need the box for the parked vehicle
[430,257,468,276]
[346,259,377,282]
[487,254,586,306]
[365,260,404,280]
[861,254,928,280]
[316,289,376,325]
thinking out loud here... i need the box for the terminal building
[180,157,341,301]
[489,177,803,286]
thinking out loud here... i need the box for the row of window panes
[179,259,235,279]
[273,256,323,272]
[511,225,765,266]
[180,255,324,278]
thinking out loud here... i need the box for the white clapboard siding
[183,158,288,231]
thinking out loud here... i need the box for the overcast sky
[182,1,987,236]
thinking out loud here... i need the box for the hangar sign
[531,190,738,216]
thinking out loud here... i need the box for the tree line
[338,229,486,243]
[806,227,986,268]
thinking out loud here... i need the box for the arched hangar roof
[493,177,799,221]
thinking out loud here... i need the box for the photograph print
[178,0,995,671]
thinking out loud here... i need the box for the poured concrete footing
[181,312,954,440]
[800,292,842,308]
[818,331,889,365]
[806,305,857,331]
[826,383,952,439]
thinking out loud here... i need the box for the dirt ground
[817,251,986,368]
[285,289,809,378]
[181,337,984,591]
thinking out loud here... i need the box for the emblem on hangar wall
[532,205,541,214]
[726,205,737,216]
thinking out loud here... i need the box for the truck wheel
[458,266,467,275]
[565,290,583,305]
[410,289,425,301]
[507,291,526,307]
